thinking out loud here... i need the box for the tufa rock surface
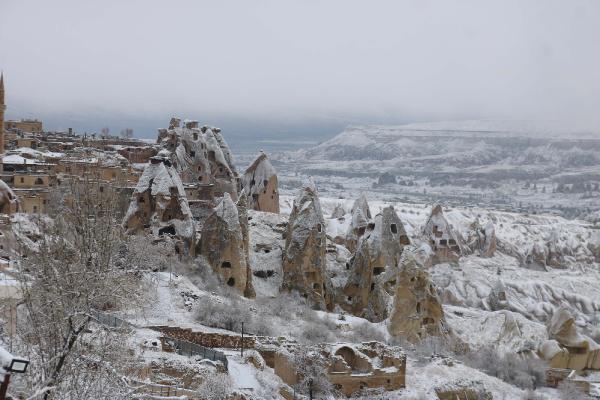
[281,181,332,310]
[388,247,450,342]
[345,193,372,253]
[123,152,195,256]
[241,152,279,213]
[199,193,253,296]
[342,206,410,322]
[422,204,462,265]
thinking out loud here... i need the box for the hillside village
[0,76,600,399]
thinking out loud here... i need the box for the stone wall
[150,325,255,349]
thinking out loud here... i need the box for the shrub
[462,348,547,390]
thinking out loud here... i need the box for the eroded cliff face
[281,181,332,310]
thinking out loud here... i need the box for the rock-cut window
[390,223,398,234]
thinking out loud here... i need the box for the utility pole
[241,322,244,357]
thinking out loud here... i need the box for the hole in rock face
[158,225,176,236]
[227,278,235,287]
[221,261,232,268]
[390,223,398,234]
[253,270,275,278]
[373,267,385,275]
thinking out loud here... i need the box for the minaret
[0,73,5,155]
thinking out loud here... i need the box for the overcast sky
[1,0,600,136]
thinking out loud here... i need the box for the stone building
[4,119,43,134]
[240,152,279,213]
[122,152,196,256]
[388,247,450,342]
[281,181,332,310]
[422,204,462,264]
[271,342,406,397]
[199,193,254,296]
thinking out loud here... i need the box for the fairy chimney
[345,194,372,253]
[236,194,256,298]
[199,193,253,296]
[156,118,238,201]
[282,180,331,310]
[123,152,196,256]
[423,204,461,265]
[388,247,450,342]
[241,152,280,213]
[342,206,410,322]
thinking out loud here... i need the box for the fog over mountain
[2,0,600,137]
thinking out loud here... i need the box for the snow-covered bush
[196,372,233,400]
[346,321,386,343]
[462,348,547,390]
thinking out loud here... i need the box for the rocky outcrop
[199,193,253,296]
[345,194,372,253]
[281,181,331,310]
[123,152,195,256]
[0,180,19,214]
[331,203,346,219]
[467,219,497,257]
[157,118,239,201]
[422,204,461,265]
[388,247,450,342]
[487,279,509,311]
[539,306,600,370]
[236,195,255,298]
[342,206,410,322]
[241,152,279,213]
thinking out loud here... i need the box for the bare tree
[292,346,334,399]
[10,173,146,399]
[120,128,133,139]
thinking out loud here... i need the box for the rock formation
[281,181,331,310]
[388,247,450,342]
[467,219,497,257]
[487,279,509,311]
[123,152,195,256]
[422,204,461,264]
[236,194,255,298]
[199,193,253,296]
[342,206,410,322]
[331,203,346,219]
[345,194,372,253]
[0,180,19,214]
[240,152,279,213]
[539,306,600,370]
[156,118,238,201]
